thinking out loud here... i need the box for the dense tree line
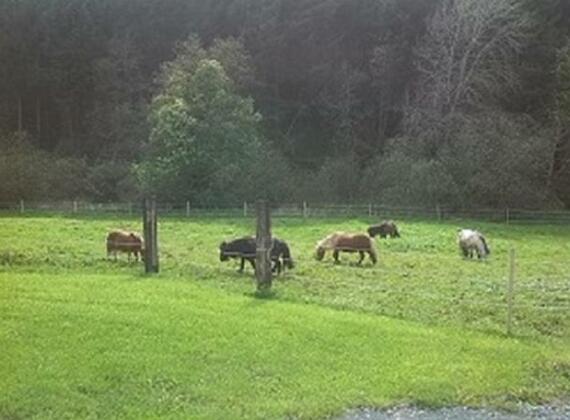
[1,0,569,207]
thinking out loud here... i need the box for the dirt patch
[338,404,570,419]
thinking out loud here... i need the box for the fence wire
[2,200,570,224]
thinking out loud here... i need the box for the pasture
[1,213,569,418]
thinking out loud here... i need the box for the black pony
[367,221,400,238]
[219,236,294,274]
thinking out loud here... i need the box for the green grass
[1,214,569,418]
[1,214,568,337]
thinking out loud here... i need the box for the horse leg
[248,258,256,270]
[238,258,245,272]
[273,260,281,275]
[357,251,365,264]
[333,249,340,264]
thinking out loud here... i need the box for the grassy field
[1,213,569,418]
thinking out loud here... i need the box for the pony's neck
[317,235,336,250]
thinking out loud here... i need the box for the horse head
[219,241,230,261]
[315,246,326,261]
[283,257,295,269]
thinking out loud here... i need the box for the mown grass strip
[1,272,569,419]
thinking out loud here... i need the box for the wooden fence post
[19,199,24,213]
[255,200,272,290]
[506,248,516,335]
[436,204,442,221]
[505,207,510,225]
[128,202,132,216]
[243,201,248,217]
[73,200,78,213]
[143,198,159,273]
[186,201,190,217]
[303,201,308,218]
[368,203,372,217]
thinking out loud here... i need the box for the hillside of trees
[1,0,569,208]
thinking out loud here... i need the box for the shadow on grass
[248,287,279,301]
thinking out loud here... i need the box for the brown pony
[315,232,377,265]
[106,230,144,261]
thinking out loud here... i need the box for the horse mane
[315,232,342,250]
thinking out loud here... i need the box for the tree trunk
[17,94,23,134]
[36,97,41,142]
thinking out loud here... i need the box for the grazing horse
[315,232,377,265]
[219,236,294,274]
[457,229,490,259]
[368,221,400,238]
[271,238,295,274]
[106,230,144,261]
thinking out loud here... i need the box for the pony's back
[220,236,256,258]
[334,234,374,250]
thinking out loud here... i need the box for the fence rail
[1,200,570,223]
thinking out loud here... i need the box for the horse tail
[479,234,490,255]
[368,239,378,264]
[282,242,294,269]
[393,225,400,237]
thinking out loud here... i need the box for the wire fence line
[0,244,567,335]
[2,200,570,223]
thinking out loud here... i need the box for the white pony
[457,229,490,259]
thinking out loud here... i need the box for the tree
[83,36,149,160]
[407,0,534,136]
[137,55,264,205]
[550,40,570,206]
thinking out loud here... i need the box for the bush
[0,133,137,203]
[360,152,459,206]
[86,161,138,202]
[439,113,555,208]
[0,134,89,201]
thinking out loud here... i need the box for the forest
[1,0,569,208]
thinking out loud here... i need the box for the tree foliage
[137,41,288,205]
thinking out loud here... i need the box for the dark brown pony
[368,221,400,238]
[106,230,144,261]
[315,232,377,265]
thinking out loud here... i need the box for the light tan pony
[315,232,377,265]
